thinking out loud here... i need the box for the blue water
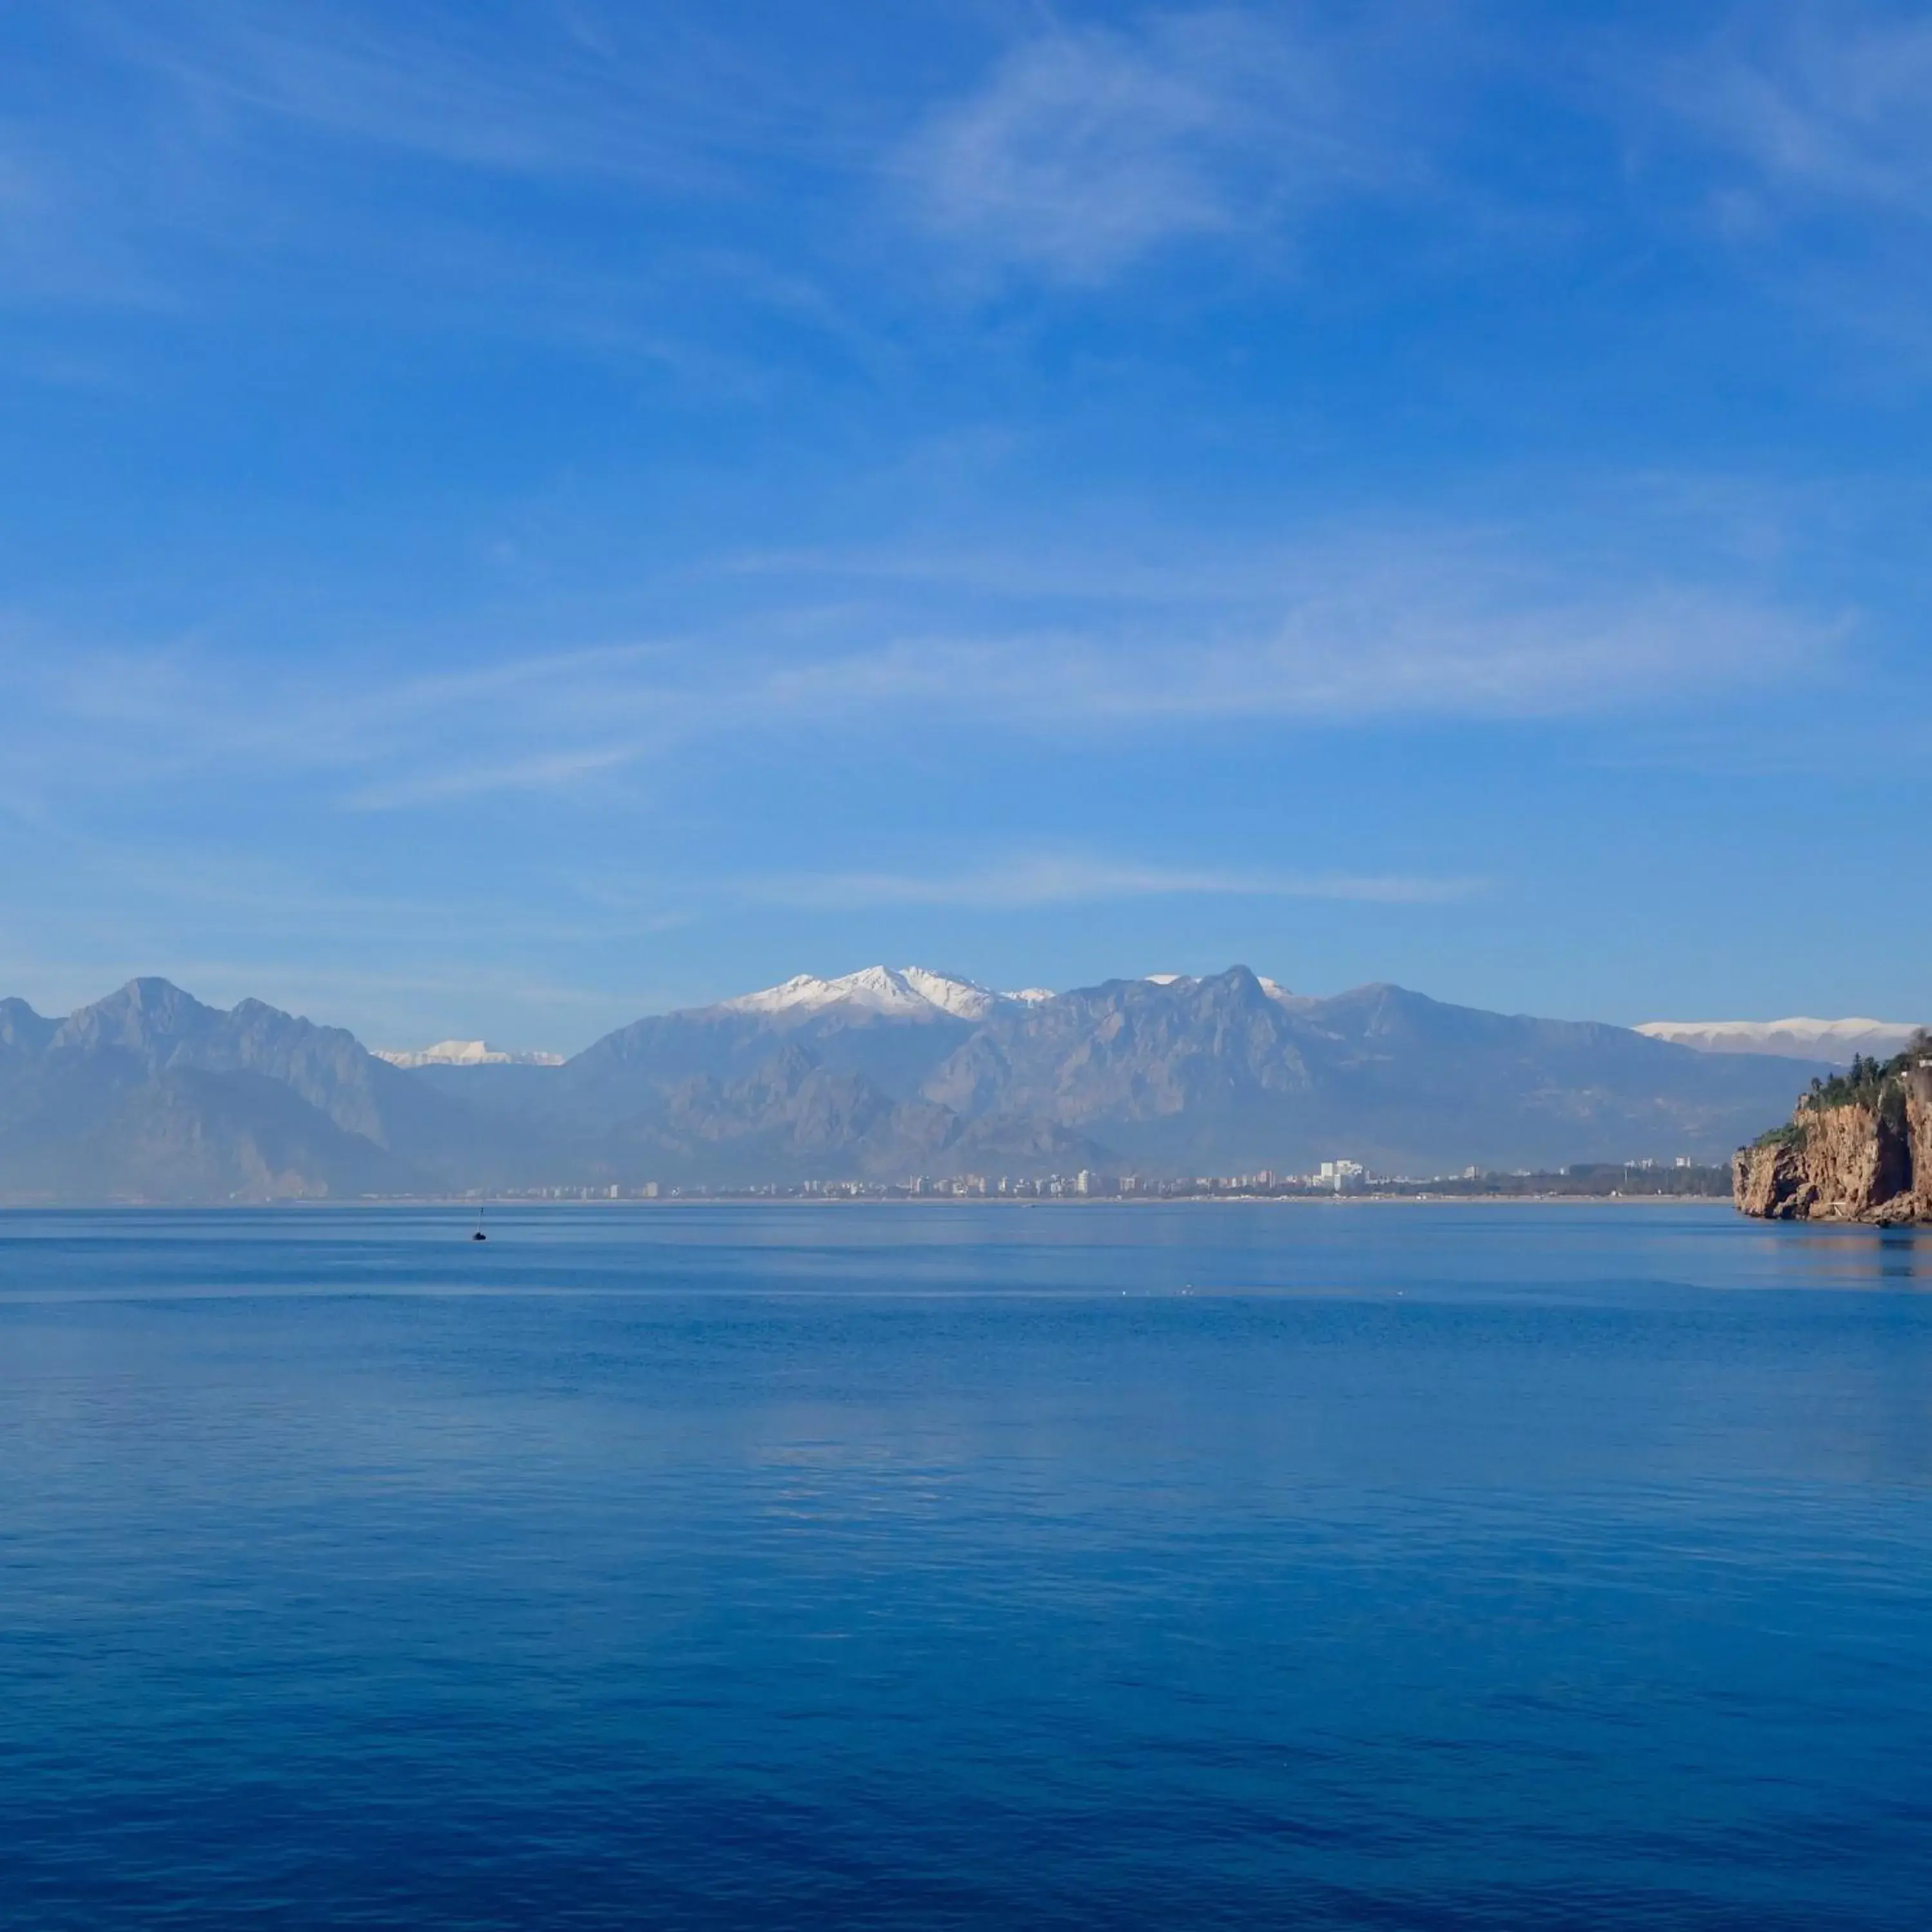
[2,1204,1929,1929]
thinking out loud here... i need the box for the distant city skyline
[3,2,1929,1051]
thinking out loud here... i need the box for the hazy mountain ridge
[0,969,1837,1201]
[608,1042,1108,1186]
[0,998,59,1056]
[913,971,1825,1175]
[0,1048,424,1204]
[535,981,991,1128]
[0,980,540,1202]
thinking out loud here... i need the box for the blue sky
[1,0,1928,1050]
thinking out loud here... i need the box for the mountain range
[0,967,1837,1203]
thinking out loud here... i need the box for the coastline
[0,1192,1741,1212]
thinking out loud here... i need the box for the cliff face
[1912,1065,1932,1210]
[1734,1063,1932,1223]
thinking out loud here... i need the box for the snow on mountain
[1147,972,1300,1006]
[897,967,1006,1020]
[1635,1018,1924,1064]
[373,1039,565,1068]
[714,967,1050,1024]
[717,974,860,1018]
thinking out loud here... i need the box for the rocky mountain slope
[1733,1043,1932,1223]
[913,970,1829,1175]
[418,967,1038,1132]
[603,1041,1106,1188]
[424,965,1826,1180]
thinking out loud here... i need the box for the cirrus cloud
[742,855,1484,912]
[1665,1,1932,214]
[901,7,1418,283]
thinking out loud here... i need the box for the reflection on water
[0,1204,1928,1930]
[1760,1220,1932,1287]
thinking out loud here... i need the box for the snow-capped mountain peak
[1636,1018,1925,1064]
[896,967,1003,1020]
[373,1039,564,1068]
[717,973,856,1018]
[1146,972,1298,1005]
[714,967,1051,1023]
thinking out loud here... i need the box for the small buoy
[471,1229,488,1242]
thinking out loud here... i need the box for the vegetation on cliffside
[1800,1038,1927,1117]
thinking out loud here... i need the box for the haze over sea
[4,1202,1929,1929]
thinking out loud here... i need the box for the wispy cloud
[900,8,1418,282]
[344,746,642,811]
[24,3,1435,317]
[73,0,819,191]
[1664,3,1932,214]
[754,578,1828,730]
[0,518,1841,813]
[743,855,1483,911]
[0,1,901,352]
[1609,2,1932,363]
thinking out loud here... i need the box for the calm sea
[1,1203,1929,1929]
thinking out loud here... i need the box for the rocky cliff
[1733,1052,1932,1223]
[1915,1063,1932,1206]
